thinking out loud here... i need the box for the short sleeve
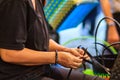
[0,0,27,50]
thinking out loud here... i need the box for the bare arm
[100,0,113,23]
[49,39,66,51]
[0,48,55,66]
[0,47,83,68]
[49,39,85,57]
[100,0,119,43]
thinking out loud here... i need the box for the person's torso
[26,0,49,51]
[0,0,49,80]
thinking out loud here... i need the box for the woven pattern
[110,53,120,80]
[44,0,75,30]
[44,0,98,30]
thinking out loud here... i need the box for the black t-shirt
[0,0,49,79]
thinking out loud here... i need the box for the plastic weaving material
[57,2,98,32]
[44,0,76,30]
[44,0,98,31]
[110,53,120,80]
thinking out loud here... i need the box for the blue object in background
[57,3,99,32]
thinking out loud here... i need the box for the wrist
[107,22,115,27]
[55,50,58,65]
[61,47,71,52]
[55,52,66,65]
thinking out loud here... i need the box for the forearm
[49,39,69,51]
[0,47,84,68]
[100,0,119,43]
[0,48,55,66]
[100,0,114,24]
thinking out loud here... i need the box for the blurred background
[44,0,107,56]
[43,0,120,79]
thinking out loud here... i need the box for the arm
[0,39,84,68]
[49,39,66,51]
[100,0,119,43]
[100,0,113,23]
[0,47,83,68]
[49,39,85,57]
[0,48,55,66]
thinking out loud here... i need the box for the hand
[65,48,90,60]
[57,52,83,69]
[75,48,90,60]
[82,53,90,61]
[63,48,84,58]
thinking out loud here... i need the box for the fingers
[73,57,83,63]
[59,48,91,69]
[58,52,83,69]
[71,62,82,69]
[76,48,84,55]
[70,57,83,69]
[69,48,84,57]
[83,54,90,60]
[74,48,90,60]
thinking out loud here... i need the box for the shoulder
[0,0,29,11]
[0,0,28,19]
[0,0,27,3]
[0,0,28,6]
